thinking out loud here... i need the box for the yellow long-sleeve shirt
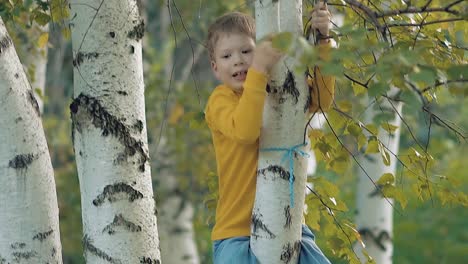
[205,44,335,241]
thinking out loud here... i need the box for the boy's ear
[211,60,219,78]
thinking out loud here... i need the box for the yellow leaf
[337,100,352,112]
[365,138,379,154]
[308,129,324,140]
[168,103,184,125]
[38,33,49,49]
[62,28,71,40]
[382,123,399,133]
[352,82,366,96]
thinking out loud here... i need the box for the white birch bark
[251,1,310,263]
[69,1,160,263]
[155,140,200,264]
[0,17,62,263]
[24,25,49,113]
[354,91,403,264]
[154,5,200,261]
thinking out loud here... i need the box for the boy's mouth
[232,70,247,80]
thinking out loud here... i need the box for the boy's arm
[205,68,267,144]
[307,41,335,113]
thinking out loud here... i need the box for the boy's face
[211,33,255,91]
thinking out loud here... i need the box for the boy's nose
[233,54,245,66]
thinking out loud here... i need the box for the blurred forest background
[1,0,467,263]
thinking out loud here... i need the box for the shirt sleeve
[205,68,268,144]
[307,42,335,113]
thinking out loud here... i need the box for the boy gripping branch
[205,2,335,263]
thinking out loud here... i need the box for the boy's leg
[213,236,257,264]
[299,225,332,264]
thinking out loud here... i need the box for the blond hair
[206,12,255,61]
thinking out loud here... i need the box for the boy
[205,3,335,263]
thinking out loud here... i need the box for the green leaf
[368,81,387,97]
[32,10,50,26]
[347,123,361,137]
[337,100,352,112]
[271,32,293,52]
[447,65,467,79]
[382,123,399,133]
[377,173,395,185]
[408,65,437,85]
[365,124,378,136]
[352,81,367,96]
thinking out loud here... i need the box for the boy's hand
[310,1,331,40]
[251,39,283,75]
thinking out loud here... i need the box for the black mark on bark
[172,226,189,235]
[130,45,135,54]
[83,235,122,264]
[140,257,161,264]
[133,120,143,133]
[251,211,276,239]
[0,35,12,54]
[33,229,53,242]
[14,73,19,78]
[280,241,301,264]
[284,205,292,228]
[109,32,116,38]
[359,228,391,251]
[282,70,299,105]
[102,214,142,234]
[10,243,26,249]
[93,182,143,206]
[73,52,99,67]
[70,94,149,172]
[128,20,145,41]
[8,154,35,169]
[258,165,291,182]
[28,89,41,116]
[12,251,37,261]
[117,90,128,96]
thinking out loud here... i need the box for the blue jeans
[213,225,331,264]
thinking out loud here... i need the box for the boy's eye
[222,54,230,59]
[242,50,252,54]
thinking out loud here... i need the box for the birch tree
[251,0,311,262]
[69,0,160,262]
[0,17,62,263]
[301,1,466,262]
[354,92,403,264]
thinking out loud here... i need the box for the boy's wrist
[250,63,268,75]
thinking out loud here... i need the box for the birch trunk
[69,1,160,262]
[354,92,403,264]
[0,17,62,263]
[251,1,309,263]
[25,25,48,113]
[155,140,200,264]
